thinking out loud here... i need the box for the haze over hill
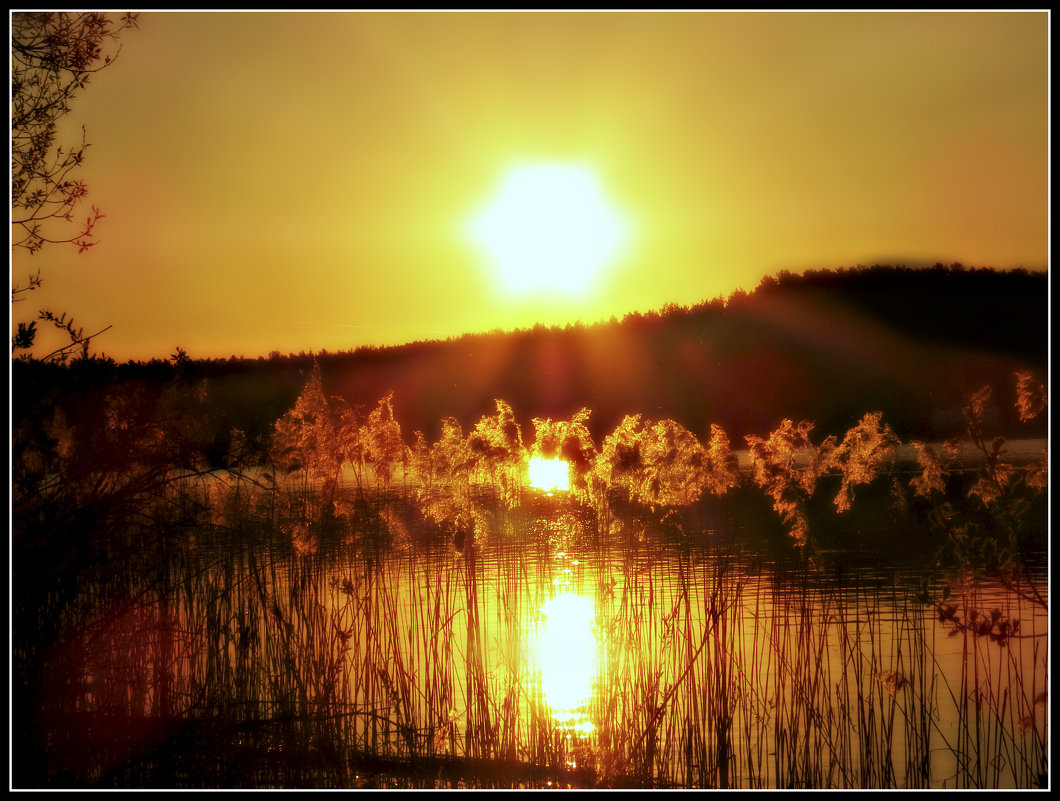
[13,264,1048,466]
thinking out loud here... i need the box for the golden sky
[12,10,1049,361]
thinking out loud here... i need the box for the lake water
[167,481,1046,790]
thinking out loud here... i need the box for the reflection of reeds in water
[14,474,1047,789]
[12,373,1047,789]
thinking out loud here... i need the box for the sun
[527,457,570,494]
[467,163,630,296]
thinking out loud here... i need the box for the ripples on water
[267,488,1046,789]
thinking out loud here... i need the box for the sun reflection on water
[534,592,597,731]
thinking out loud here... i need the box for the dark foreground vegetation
[12,318,1048,787]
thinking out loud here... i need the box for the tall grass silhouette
[11,366,1047,788]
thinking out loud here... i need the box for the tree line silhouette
[12,263,1047,470]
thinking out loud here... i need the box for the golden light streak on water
[534,592,597,730]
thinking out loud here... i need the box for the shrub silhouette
[907,372,1048,635]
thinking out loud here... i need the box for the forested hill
[13,264,1048,465]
